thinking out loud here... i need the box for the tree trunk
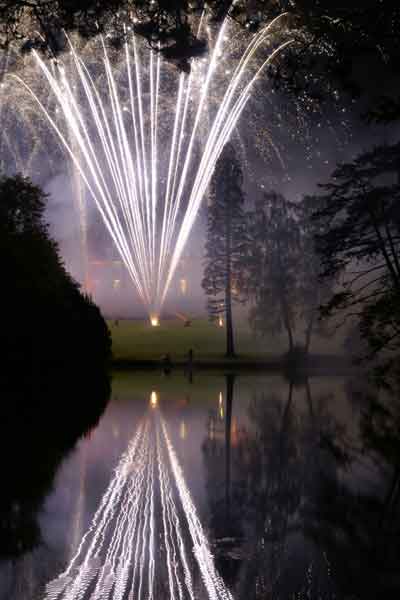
[286,324,294,353]
[225,200,236,358]
[225,283,235,357]
[281,380,294,433]
[277,380,294,487]
[225,374,235,523]
[278,286,294,354]
[305,378,315,421]
[305,311,315,355]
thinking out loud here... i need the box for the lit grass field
[108,318,271,362]
[108,317,343,363]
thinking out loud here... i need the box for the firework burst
[14,13,293,320]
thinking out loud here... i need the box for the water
[0,371,399,599]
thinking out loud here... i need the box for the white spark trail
[15,14,291,320]
[43,398,236,600]
[161,416,234,600]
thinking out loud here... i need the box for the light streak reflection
[44,400,233,600]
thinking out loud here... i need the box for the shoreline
[111,353,353,375]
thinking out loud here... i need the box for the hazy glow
[150,390,158,407]
[179,278,188,296]
[16,15,292,317]
[43,403,233,599]
[150,316,160,327]
[219,391,224,420]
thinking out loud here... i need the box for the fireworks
[1,46,92,287]
[15,13,293,320]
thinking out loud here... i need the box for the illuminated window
[180,278,188,296]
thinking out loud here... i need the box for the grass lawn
[108,317,344,363]
[108,317,276,362]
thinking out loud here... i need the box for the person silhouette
[162,353,172,375]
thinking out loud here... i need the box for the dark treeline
[202,143,334,361]
[203,136,400,384]
[1,0,399,91]
[1,174,111,383]
[0,174,112,564]
[308,142,400,384]
[197,1,400,380]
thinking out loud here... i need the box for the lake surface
[1,371,399,599]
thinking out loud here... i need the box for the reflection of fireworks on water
[44,403,233,600]
[15,13,293,320]
[150,390,158,407]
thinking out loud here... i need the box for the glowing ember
[150,391,158,407]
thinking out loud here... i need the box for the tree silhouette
[202,143,247,358]
[308,143,400,374]
[296,196,334,354]
[2,1,400,91]
[245,191,300,353]
[1,174,111,378]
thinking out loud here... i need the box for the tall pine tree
[202,143,247,358]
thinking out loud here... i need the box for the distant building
[81,200,207,317]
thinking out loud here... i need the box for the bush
[0,174,111,381]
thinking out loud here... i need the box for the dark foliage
[0,0,211,68]
[0,174,111,560]
[245,192,300,353]
[2,0,399,92]
[244,191,332,355]
[202,143,247,357]
[0,174,111,380]
[366,96,400,125]
[309,143,400,372]
[0,0,125,54]
[295,196,334,352]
